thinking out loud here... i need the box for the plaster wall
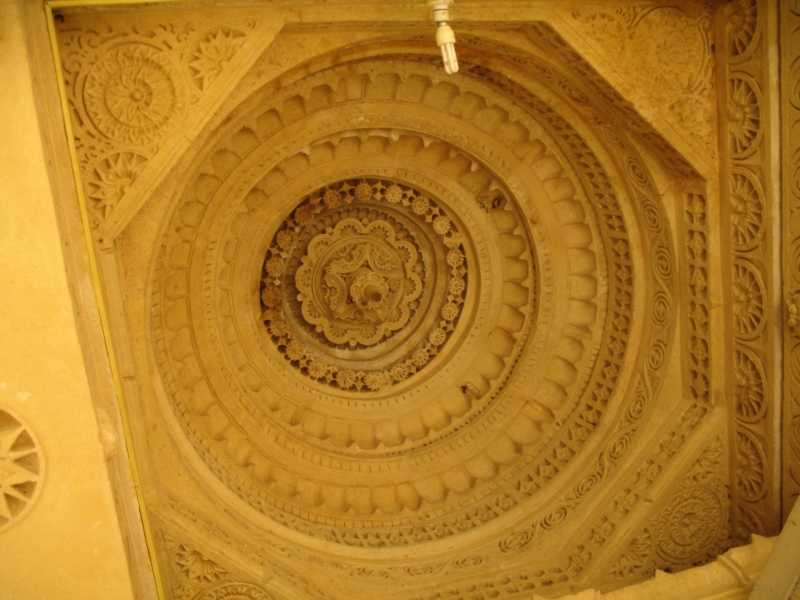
[0,0,136,597]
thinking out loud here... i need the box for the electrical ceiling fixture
[429,1,458,74]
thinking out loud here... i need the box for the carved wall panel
[598,431,731,588]
[782,0,800,523]
[715,0,781,539]
[557,2,717,167]
[48,2,770,599]
[55,10,283,240]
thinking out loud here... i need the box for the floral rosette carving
[0,406,44,533]
[298,220,422,343]
[185,26,247,91]
[261,179,466,392]
[657,488,722,560]
[83,43,186,145]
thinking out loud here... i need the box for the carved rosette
[86,151,149,219]
[260,179,469,391]
[0,406,44,533]
[84,43,187,146]
[657,488,722,561]
[185,26,247,91]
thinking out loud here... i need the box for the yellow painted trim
[48,0,177,8]
[43,3,166,599]
[47,0,434,8]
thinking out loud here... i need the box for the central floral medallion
[260,179,468,392]
[296,218,423,347]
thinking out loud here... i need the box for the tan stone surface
[539,534,776,600]
[781,0,800,524]
[49,1,727,595]
[1,0,792,598]
[0,0,135,597]
[553,1,717,177]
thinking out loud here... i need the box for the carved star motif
[188,28,246,90]
[0,423,41,522]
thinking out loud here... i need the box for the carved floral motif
[186,26,246,91]
[725,0,760,60]
[734,346,766,422]
[735,428,767,500]
[608,531,652,579]
[174,544,228,584]
[732,259,766,339]
[261,179,468,391]
[566,4,715,155]
[86,152,148,218]
[727,74,763,159]
[730,167,765,251]
[84,43,186,145]
[657,488,721,560]
[55,16,257,230]
[0,407,43,533]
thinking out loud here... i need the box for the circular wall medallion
[0,406,44,533]
[261,178,471,392]
[657,488,721,560]
[84,43,186,145]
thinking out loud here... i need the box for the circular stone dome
[150,53,675,559]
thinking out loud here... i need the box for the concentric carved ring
[261,179,470,392]
[658,488,721,560]
[148,57,677,554]
[84,43,186,145]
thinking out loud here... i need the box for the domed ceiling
[52,1,785,599]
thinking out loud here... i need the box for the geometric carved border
[716,0,780,539]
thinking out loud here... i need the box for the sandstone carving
[44,1,788,598]
[717,0,779,540]
[782,0,800,520]
[562,3,716,160]
[83,43,187,146]
[0,406,44,534]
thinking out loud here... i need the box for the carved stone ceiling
[52,1,783,599]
